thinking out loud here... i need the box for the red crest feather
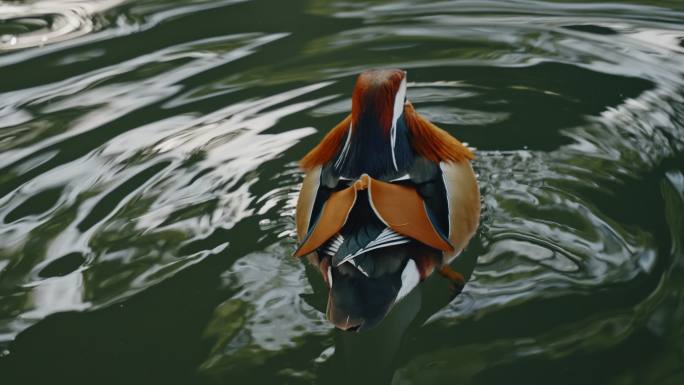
[351,70,404,132]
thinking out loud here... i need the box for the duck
[294,69,480,331]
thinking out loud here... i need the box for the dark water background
[1,0,683,384]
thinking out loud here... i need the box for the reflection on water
[0,0,683,384]
[0,0,114,51]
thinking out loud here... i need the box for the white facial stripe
[439,162,453,240]
[392,77,407,128]
[334,122,353,170]
[390,76,407,171]
[395,259,420,302]
[327,265,333,288]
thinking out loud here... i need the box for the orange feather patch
[299,114,352,171]
[403,102,475,163]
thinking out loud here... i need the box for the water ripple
[0,1,683,383]
[0,0,125,51]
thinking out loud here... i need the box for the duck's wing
[400,155,480,262]
[330,195,413,271]
[400,101,481,262]
[296,170,450,262]
[294,171,356,258]
[438,160,481,262]
[295,165,323,244]
[295,114,353,260]
[366,176,453,252]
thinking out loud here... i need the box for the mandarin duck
[295,69,480,331]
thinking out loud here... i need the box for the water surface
[1,0,683,384]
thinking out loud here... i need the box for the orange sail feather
[300,114,352,171]
[403,102,474,163]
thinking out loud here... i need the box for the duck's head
[337,68,411,178]
[351,68,407,133]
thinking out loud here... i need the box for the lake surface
[1,0,683,384]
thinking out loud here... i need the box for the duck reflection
[301,239,480,384]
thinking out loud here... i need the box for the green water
[1,0,683,384]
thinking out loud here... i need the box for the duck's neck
[335,113,413,179]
